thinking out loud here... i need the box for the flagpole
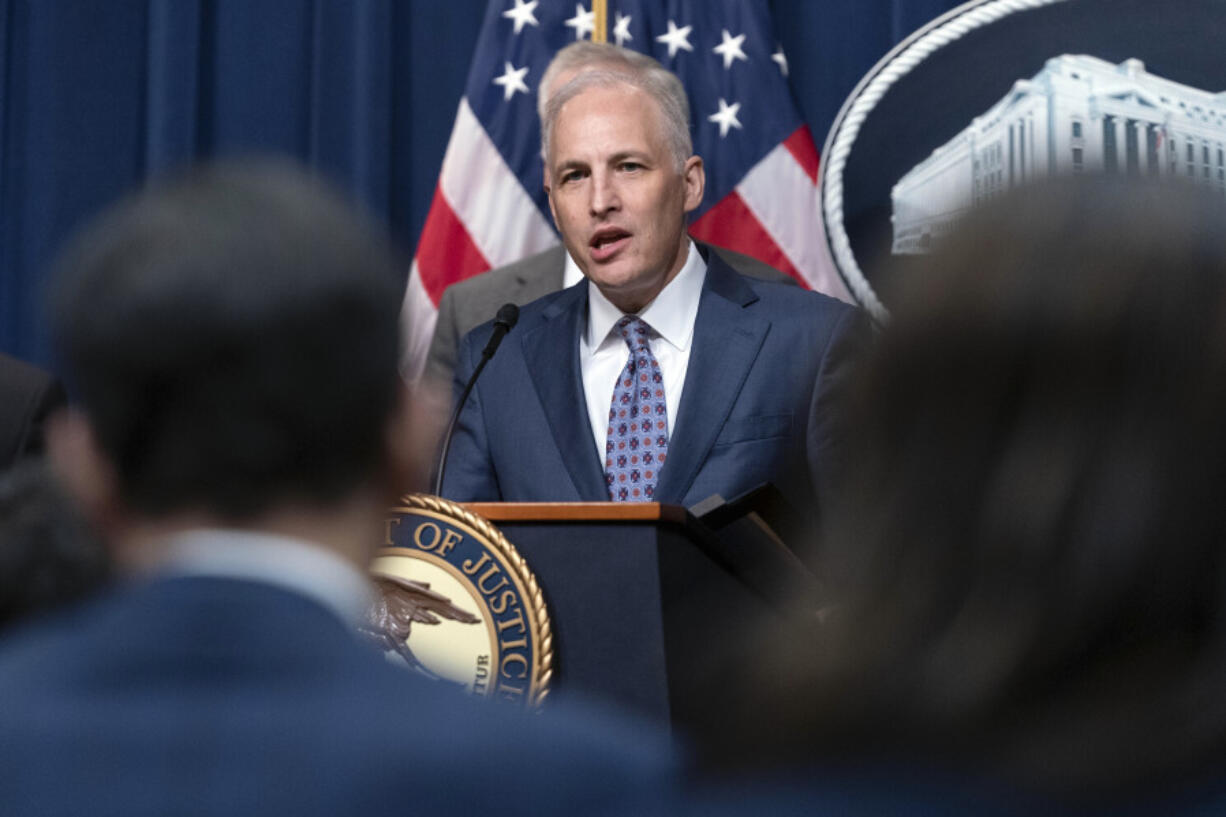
[592,0,607,43]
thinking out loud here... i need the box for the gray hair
[537,42,660,122]
[542,67,692,175]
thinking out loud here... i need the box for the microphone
[433,303,519,496]
[481,303,520,360]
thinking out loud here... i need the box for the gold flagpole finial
[592,0,607,44]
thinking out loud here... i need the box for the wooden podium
[462,501,812,732]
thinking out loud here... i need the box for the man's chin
[591,273,664,313]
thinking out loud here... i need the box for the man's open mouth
[590,228,630,260]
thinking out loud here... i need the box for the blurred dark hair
[0,463,109,630]
[719,177,1226,798]
[49,160,404,519]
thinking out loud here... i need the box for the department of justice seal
[821,0,1226,324]
[364,494,553,707]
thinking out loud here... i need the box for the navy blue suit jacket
[0,577,675,817]
[441,252,861,524]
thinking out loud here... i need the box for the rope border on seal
[392,493,556,707]
[819,0,1071,324]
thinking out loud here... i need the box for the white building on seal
[892,54,1226,254]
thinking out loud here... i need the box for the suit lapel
[655,255,768,504]
[523,283,609,500]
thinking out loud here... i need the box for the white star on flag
[708,98,742,137]
[712,29,748,70]
[564,3,595,40]
[771,46,788,76]
[501,0,539,35]
[492,61,530,100]
[655,20,693,58]
[613,12,633,47]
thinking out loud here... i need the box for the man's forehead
[552,84,664,151]
[546,61,630,100]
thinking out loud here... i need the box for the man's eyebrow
[553,158,589,173]
[608,150,652,164]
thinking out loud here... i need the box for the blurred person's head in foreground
[0,462,109,631]
[46,160,413,571]
[717,176,1226,803]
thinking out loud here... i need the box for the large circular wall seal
[821,0,1226,323]
[363,494,553,707]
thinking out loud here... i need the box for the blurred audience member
[0,462,109,631]
[0,160,674,817]
[700,177,1226,814]
[0,352,66,468]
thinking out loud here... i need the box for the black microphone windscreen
[494,303,519,330]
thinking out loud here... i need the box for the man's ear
[45,409,122,534]
[544,174,561,230]
[682,155,705,213]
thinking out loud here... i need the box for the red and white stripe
[691,124,851,302]
[399,98,556,382]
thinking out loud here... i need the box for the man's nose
[589,171,620,217]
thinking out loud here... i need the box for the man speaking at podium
[440,53,861,530]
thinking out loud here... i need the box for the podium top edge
[461,502,688,524]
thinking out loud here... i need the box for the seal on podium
[364,494,553,707]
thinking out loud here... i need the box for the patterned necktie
[604,315,669,501]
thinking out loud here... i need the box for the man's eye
[561,170,585,183]
[618,162,642,172]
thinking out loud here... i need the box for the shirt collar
[585,240,706,352]
[160,529,374,628]
[563,248,584,288]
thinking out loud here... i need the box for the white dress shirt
[562,250,584,288]
[579,240,706,461]
[161,529,374,628]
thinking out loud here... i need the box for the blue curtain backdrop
[0,0,962,369]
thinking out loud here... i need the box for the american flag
[400,0,852,381]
